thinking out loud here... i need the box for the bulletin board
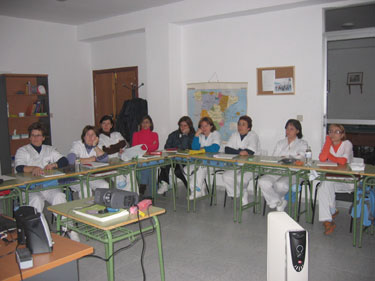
[257,66,295,95]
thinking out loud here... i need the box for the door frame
[93,66,138,126]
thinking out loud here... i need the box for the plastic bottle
[75,158,81,172]
[305,146,312,166]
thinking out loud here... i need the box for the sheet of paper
[0,175,16,181]
[262,70,275,92]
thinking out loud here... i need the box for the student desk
[0,233,93,281]
[48,198,166,281]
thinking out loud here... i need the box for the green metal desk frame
[50,199,165,281]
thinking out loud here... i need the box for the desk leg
[153,216,165,281]
[104,230,114,281]
[233,167,237,223]
[238,167,244,223]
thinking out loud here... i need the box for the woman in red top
[132,115,159,196]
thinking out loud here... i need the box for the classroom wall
[182,5,324,155]
[79,0,368,155]
[0,16,93,155]
[90,31,147,99]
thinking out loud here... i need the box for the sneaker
[157,181,169,195]
[323,221,336,235]
[276,199,288,212]
[62,226,80,242]
[189,190,203,200]
[68,231,80,242]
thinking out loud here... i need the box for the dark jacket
[164,130,194,150]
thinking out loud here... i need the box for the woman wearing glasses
[318,124,353,235]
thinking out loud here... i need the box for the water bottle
[305,146,312,166]
[75,158,81,172]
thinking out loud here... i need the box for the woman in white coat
[98,115,129,190]
[15,122,69,213]
[222,115,261,205]
[258,119,308,211]
[318,124,353,235]
[67,125,109,198]
[15,122,80,242]
[184,117,221,199]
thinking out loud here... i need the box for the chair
[311,180,355,232]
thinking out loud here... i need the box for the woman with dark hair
[132,115,159,196]
[99,115,129,158]
[222,115,261,205]
[157,116,195,194]
[99,115,130,189]
[258,119,308,211]
[184,116,221,199]
[67,125,109,198]
[318,124,353,235]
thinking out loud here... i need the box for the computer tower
[267,212,308,281]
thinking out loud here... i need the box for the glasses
[30,134,43,138]
[328,130,343,134]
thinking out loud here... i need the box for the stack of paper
[73,204,129,222]
[316,161,338,167]
[213,153,236,159]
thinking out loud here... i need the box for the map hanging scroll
[187,82,247,141]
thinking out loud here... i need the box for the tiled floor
[74,185,375,281]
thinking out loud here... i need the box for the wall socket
[297,115,303,121]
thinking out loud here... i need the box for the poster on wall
[187,82,247,141]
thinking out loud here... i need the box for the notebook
[213,153,236,159]
[82,162,109,169]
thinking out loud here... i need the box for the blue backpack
[350,186,375,227]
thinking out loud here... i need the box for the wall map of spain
[187,82,248,141]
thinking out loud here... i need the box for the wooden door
[93,67,138,127]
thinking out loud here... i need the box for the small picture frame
[347,72,363,85]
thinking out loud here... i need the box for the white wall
[183,6,324,155]
[90,31,147,98]
[0,16,93,154]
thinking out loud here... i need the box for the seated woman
[15,122,79,241]
[99,115,130,190]
[99,115,129,158]
[132,115,159,196]
[318,124,353,235]
[184,116,221,199]
[157,116,195,194]
[67,125,109,198]
[222,115,261,205]
[258,119,307,212]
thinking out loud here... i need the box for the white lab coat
[15,144,67,213]
[98,132,125,159]
[184,131,221,198]
[318,140,353,222]
[69,140,109,198]
[259,137,308,208]
[98,132,130,190]
[222,131,261,199]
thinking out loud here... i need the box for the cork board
[257,66,295,95]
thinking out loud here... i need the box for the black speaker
[14,206,37,245]
[94,188,139,209]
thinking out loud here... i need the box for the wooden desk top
[0,233,93,281]
[48,197,166,231]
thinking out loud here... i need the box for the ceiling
[0,0,184,25]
